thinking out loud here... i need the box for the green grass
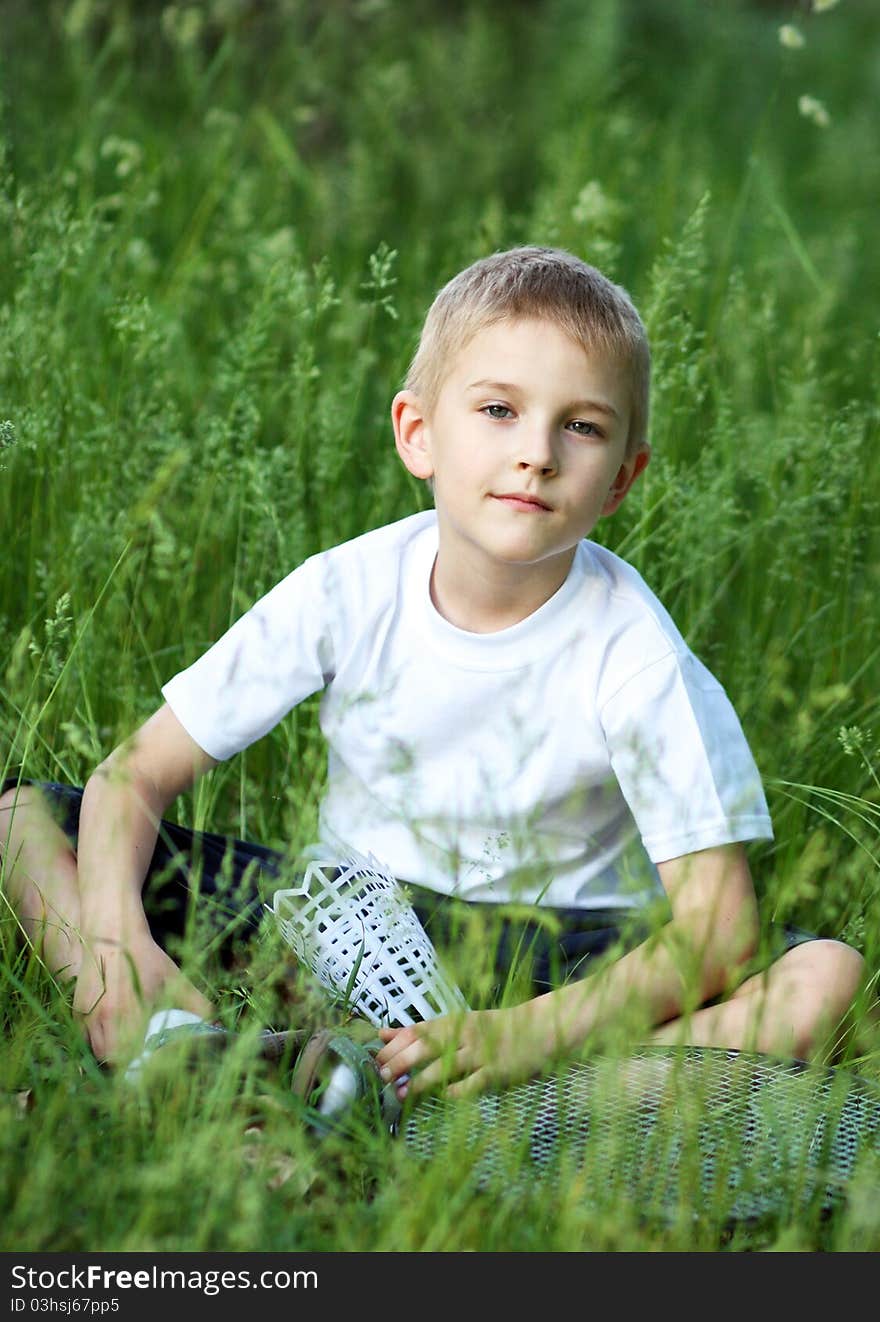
[1,0,879,1251]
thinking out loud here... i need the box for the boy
[0,247,865,1097]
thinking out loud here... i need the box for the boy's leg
[0,783,84,981]
[649,938,866,1062]
[0,779,281,983]
[534,904,867,1064]
[409,886,867,1063]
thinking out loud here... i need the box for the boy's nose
[516,426,558,475]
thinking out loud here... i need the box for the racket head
[398,1045,880,1229]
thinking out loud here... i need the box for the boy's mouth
[491,492,552,512]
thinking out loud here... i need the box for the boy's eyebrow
[465,379,620,418]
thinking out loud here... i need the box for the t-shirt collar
[413,520,590,670]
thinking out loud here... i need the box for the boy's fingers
[380,1034,469,1086]
[377,1027,455,1080]
[88,1019,122,1066]
[375,1024,423,1066]
[375,1040,404,1068]
[378,1038,426,1081]
[84,1023,103,1059]
[407,1048,472,1096]
[443,1067,489,1101]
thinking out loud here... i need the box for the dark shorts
[1,778,279,962]
[1,778,819,992]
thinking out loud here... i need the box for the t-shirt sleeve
[599,649,773,862]
[161,553,334,761]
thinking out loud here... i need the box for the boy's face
[393,317,649,588]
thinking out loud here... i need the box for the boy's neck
[429,546,577,634]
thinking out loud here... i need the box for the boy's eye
[482,404,513,420]
[567,419,600,437]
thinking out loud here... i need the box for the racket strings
[401,1047,880,1224]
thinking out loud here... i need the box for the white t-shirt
[161,511,773,910]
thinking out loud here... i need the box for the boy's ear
[602,443,651,516]
[392,390,434,481]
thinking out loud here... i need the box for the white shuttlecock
[268,851,468,1028]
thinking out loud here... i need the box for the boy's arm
[74,703,218,1063]
[534,843,761,1053]
[376,844,761,1098]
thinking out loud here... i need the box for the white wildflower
[779,25,805,49]
[776,25,803,49]
[813,0,841,13]
[798,94,831,127]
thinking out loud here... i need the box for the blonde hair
[405,246,651,453]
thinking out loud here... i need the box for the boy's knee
[820,937,864,981]
[798,938,865,1008]
[767,940,865,1060]
[1,783,36,806]
[0,784,27,835]
[0,785,47,860]
[0,783,38,825]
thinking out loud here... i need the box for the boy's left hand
[375,1005,552,1100]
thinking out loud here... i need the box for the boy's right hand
[73,932,214,1065]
